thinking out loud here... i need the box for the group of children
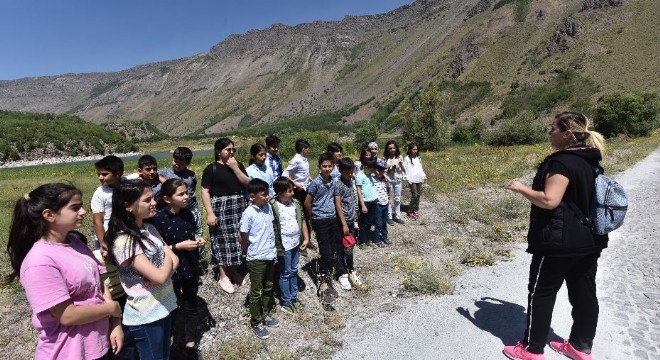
[6,137,427,359]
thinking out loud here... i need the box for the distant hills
[0,0,657,136]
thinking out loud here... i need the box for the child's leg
[392,180,403,219]
[262,260,276,316]
[344,222,355,271]
[380,205,389,241]
[335,220,347,276]
[312,218,334,277]
[290,247,300,299]
[278,250,295,306]
[409,183,420,212]
[373,204,387,243]
[129,314,172,360]
[181,276,200,345]
[247,260,268,327]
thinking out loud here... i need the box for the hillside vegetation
[0,110,138,162]
[0,0,657,137]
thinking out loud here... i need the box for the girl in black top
[152,179,205,355]
[200,138,250,294]
[503,112,607,359]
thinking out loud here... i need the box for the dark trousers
[336,220,355,276]
[172,276,199,343]
[523,253,600,354]
[409,183,422,212]
[247,259,275,327]
[311,218,340,276]
[357,200,376,244]
[373,203,389,244]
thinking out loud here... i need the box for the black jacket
[526,145,609,255]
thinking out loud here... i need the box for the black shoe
[387,219,396,226]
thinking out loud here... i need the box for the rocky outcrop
[546,17,583,54]
[465,0,493,20]
[582,0,624,10]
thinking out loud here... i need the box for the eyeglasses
[224,148,237,153]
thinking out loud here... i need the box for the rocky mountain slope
[0,0,657,136]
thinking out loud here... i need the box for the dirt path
[334,148,660,360]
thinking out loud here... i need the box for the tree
[594,92,659,138]
[400,87,448,150]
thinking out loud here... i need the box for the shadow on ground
[456,296,560,345]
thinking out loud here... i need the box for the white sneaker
[348,271,365,290]
[338,274,352,291]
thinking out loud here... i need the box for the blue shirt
[266,153,283,177]
[246,163,276,197]
[239,203,277,261]
[356,171,378,202]
[306,175,337,220]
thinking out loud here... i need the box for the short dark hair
[137,155,157,169]
[273,176,293,194]
[327,142,343,153]
[247,178,269,195]
[362,159,377,169]
[173,147,193,164]
[95,155,124,174]
[295,139,310,154]
[338,157,354,171]
[318,152,335,166]
[265,134,281,148]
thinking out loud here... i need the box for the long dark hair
[105,179,152,266]
[248,143,266,166]
[156,178,186,210]
[407,142,420,158]
[383,140,401,159]
[6,183,81,282]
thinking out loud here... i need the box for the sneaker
[280,304,295,315]
[502,342,545,360]
[292,299,305,311]
[549,340,592,360]
[219,277,235,294]
[387,219,395,226]
[252,323,270,339]
[382,238,392,245]
[374,241,387,248]
[338,274,352,290]
[348,271,365,290]
[263,316,280,327]
[394,217,406,224]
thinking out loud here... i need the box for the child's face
[410,147,419,156]
[340,168,354,180]
[251,191,269,207]
[138,164,158,182]
[363,166,374,175]
[301,146,309,157]
[387,144,397,155]
[253,149,267,165]
[166,184,189,209]
[332,150,342,161]
[267,144,279,156]
[47,193,86,232]
[127,188,156,223]
[375,168,386,178]
[319,160,333,178]
[172,158,188,172]
[277,186,294,203]
[369,146,379,157]
[97,169,121,187]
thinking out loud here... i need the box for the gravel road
[334,149,660,360]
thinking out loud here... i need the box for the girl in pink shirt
[6,183,123,360]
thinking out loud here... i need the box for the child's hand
[342,224,350,235]
[300,239,309,251]
[361,205,368,214]
[107,300,122,318]
[179,240,202,251]
[206,213,217,226]
[109,321,124,355]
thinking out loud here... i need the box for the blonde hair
[555,111,606,157]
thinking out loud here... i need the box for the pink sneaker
[502,342,545,360]
[549,340,592,360]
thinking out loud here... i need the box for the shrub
[400,88,449,150]
[353,122,379,150]
[451,118,486,144]
[593,92,659,138]
[485,111,546,146]
[394,256,455,295]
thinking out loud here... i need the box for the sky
[1,0,413,80]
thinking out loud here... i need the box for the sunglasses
[224,148,237,153]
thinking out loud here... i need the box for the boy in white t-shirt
[91,155,124,255]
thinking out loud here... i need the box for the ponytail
[5,183,81,283]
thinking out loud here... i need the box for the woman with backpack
[502,112,608,360]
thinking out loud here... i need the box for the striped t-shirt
[374,176,391,206]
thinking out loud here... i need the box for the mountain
[0,0,657,136]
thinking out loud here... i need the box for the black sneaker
[263,316,280,327]
[382,238,392,245]
[387,219,395,226]
[394,217,406,225]
[253,323,270,339]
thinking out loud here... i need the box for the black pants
[523,253,600,354]
[172,276,199,343]
[311,218,340,276]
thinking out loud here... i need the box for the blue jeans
[128,314,172,360]
[278,246,300,306]
[373,203,389,244]
[388,180,403,220]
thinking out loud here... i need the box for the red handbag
[342,233,356,249]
